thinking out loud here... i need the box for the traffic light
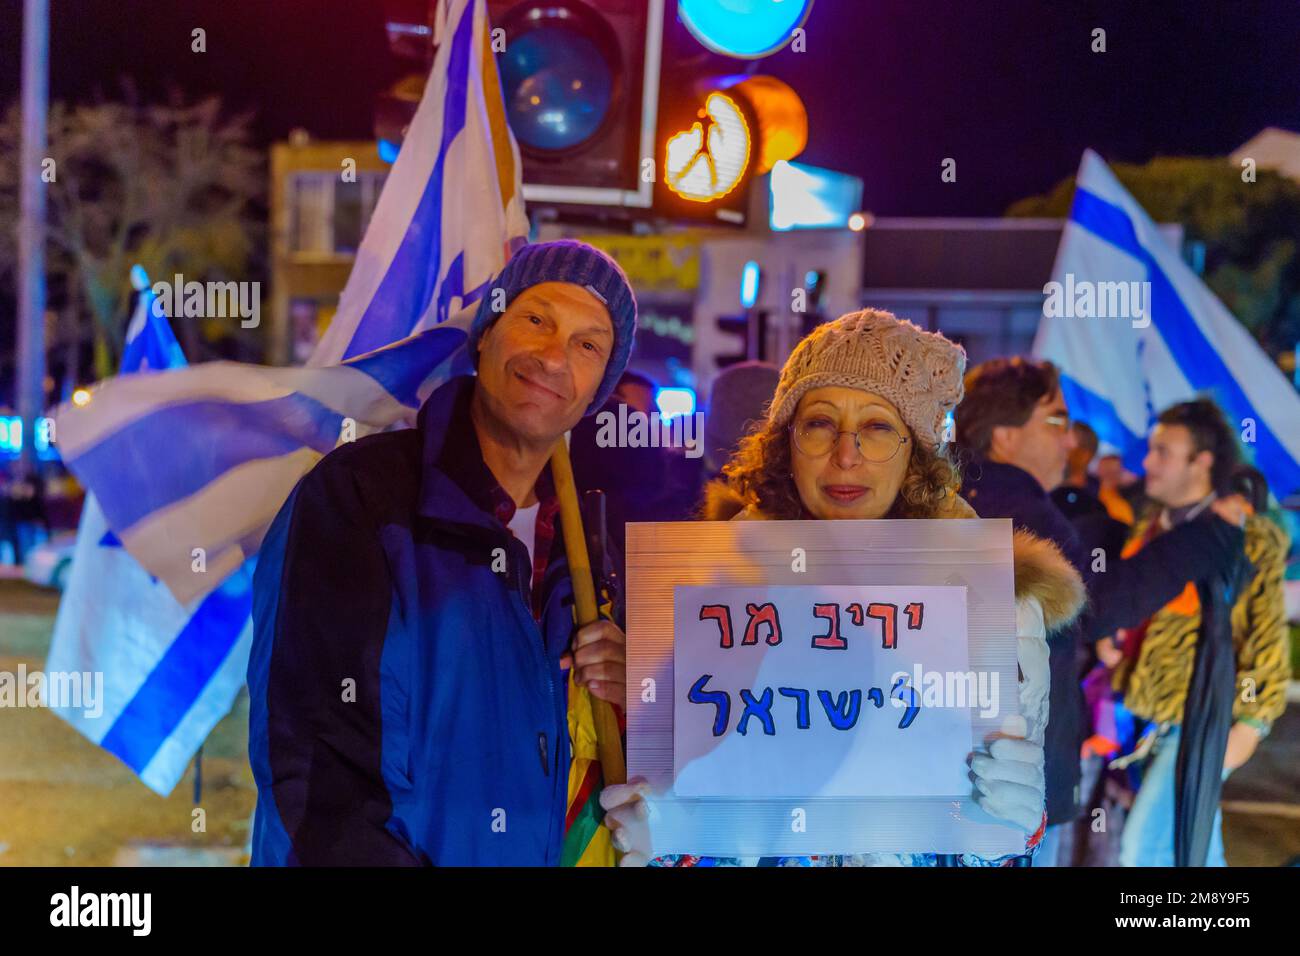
[651,7,810,226]
[653,81,756,225]
[487,0,664,209]
[375,0,436,152]
[486,1,804,222]
[798,268,827,337]
[714,259,766,368]
[713,310,769,368]
[376,0,664,209]
[677,0,815,59]
[377,1,813,229]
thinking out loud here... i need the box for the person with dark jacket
[248,240,641,865]
[957,359,1247,866]
[1109,401,1288,866]
[1051,421,1109,523]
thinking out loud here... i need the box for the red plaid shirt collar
[482,468,560,621]
[429,386,561,621]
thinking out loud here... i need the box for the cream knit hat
[768,309,966,448]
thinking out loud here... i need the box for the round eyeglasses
[790,418,909,463]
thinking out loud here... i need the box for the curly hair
[719,416,961,520]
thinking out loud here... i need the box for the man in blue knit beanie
[469,239,638,415]
[249,239,644,865]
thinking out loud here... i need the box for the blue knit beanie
[468,240,637,415]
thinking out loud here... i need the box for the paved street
[1220,697,1300,865]
[0,579,255,866]
[1,576,1297,866]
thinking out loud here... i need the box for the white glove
[969,595,1050,835]
[599,779,653,866]
[971,716,1046,833]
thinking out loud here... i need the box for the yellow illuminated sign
[664,92,751,203]
[579,232,703,292]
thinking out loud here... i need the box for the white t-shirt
[507,501,541,569]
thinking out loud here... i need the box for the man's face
[474,281,614,446]
[1143,423,1210,506]
[991,388,1076,492]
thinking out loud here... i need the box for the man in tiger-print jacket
[1107,400,1290,866]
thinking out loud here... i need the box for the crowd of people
[247,239,1291,867]
[954,361,1289,867]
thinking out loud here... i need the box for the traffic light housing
[376,0,664,211]
[677,0,815,59]
[375,0,436,150]
[653,82,757,226]
[488,0,664,209]
[714,309,769,368]
[375,1,811,229]
[650,11,809,227]
[798,268,828,337]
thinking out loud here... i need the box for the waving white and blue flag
[45,271,258,795]
[1034,149,1300,500]
[49,0,529,792]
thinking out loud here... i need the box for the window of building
[289,171,387,255]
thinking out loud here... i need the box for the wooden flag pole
[550,436,627,787]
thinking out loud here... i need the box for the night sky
[1,0,1298,216]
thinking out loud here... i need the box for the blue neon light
[678,0,815,59]
[740,260,761,308]
[770,159,864,231]
[0,417,59,460]
[655,387,697,419]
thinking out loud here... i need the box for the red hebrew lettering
[905,602,924,630]
[811,603,846,650]
[743,602,783,646]
[867,603,899,649]
[846,603,865,626]
[699,604,734,648]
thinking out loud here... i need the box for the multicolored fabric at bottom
[650,853,1026,867]
[562,669,616,867]
[649,814,1045,867]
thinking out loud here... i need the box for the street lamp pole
[17,0,50,476]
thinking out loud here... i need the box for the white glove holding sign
[599,779,653,866]
[968,595,1049,836]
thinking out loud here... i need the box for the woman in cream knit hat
[603,310,1087,867]
[706,308,969,523]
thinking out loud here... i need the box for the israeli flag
[54,0,527,606]
[46,271,256,796]
[1034,150,1300,500]
[48,0,529,791]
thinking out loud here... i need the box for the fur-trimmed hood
[700,478,1086,635]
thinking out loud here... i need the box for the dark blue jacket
[248,376,575,865]
[964,461,1090,571]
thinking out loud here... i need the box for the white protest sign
[626,517,1022,859]
[674,584,979,798]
